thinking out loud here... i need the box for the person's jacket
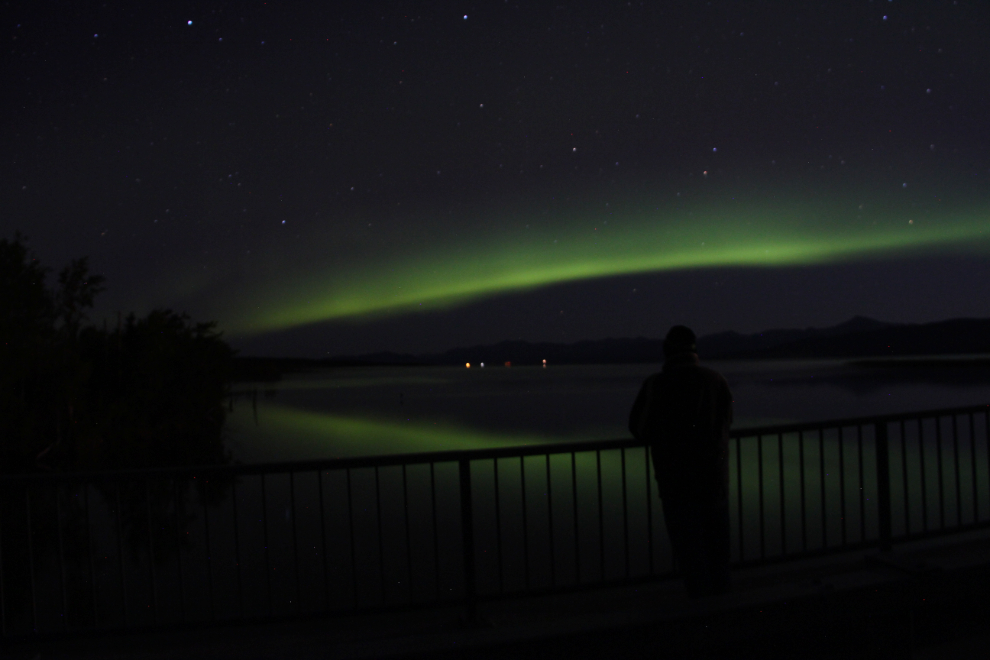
[629,352,733,500]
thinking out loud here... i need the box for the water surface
[226,359,990,463]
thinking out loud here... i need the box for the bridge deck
[10,528,990,659]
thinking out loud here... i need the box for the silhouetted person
[629,325,733,597]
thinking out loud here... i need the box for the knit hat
[663,325,697,356]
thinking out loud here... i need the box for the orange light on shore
[465,362,471,368]
[542,359,547,367]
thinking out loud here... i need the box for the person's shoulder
[696,364,729,383]
[641,371,664,385]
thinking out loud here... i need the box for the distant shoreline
[232,316,990,380]
[230,353,990,382]
[848,356,990,369]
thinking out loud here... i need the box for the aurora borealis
[226,193,990,335]
[4,3,990,356]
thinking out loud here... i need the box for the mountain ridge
[344,316,990,366]
[231,316,990,379]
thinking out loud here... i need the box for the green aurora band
[227,198,990,335]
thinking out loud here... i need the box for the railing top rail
[2,403,987,483]
[0,437,650,483]
[730,403,990,438]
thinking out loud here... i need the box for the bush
[0,234,233,474]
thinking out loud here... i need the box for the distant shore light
[465,362,470,368]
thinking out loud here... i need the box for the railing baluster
[494,459,504,594]
[985,409,990,522]
[261,474,272,616]
[875,422,892,552]
[145,480,157,625]
[736,436,744,561]
[173,479,186,621]
[778,433,786,556]
[986,409,990,519]
[643,446,653,575]
[520,456,530,590]
[572,452,581,583]
[969,413,978,523]
[757,434,765,560]
[346,468,357,608]
[203,477,214,620]
[290,471,301,613]
[26,486,37,633]
[838,427,847,546]
[458,459,476,622]
[919,418,928,532]
[0,486,6,637]
[56,484,68,631]
[596,450,604,581]
[799,431,807,552]
[84,483,97,628]
[936,417,945,529]
[856,426,865,542]
[114,481,127,627]
[819,427,827,549]
[402,465,412,603]
[621,448,629,579]
[952,415,962,527]
[231,477,242,618]
[429,463,439,601]
[900,420,909,536]
[375,466,385,604]
[317,471,329,611]
[546,454,556,588]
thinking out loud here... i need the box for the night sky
[4,1,990,357]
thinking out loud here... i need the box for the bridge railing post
[875,422,893,552]
[458,459,477,622]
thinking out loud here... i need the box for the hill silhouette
[720,316,990,359]
[235,316,990,376]
[386,316,990,365]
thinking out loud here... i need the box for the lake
[226,359,990,463]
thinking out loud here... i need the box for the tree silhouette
[0,233,232,474]
[1,234,236,632]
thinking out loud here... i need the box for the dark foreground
[3,530,988,659]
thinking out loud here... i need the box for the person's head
[663,325,697,358]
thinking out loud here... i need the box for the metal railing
[1,404,988,638]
